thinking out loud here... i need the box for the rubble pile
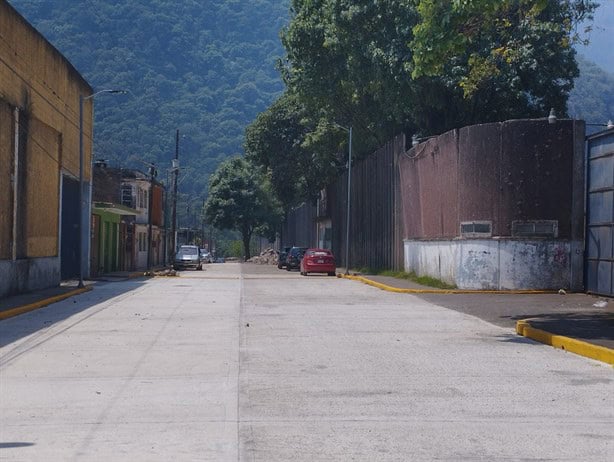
[247,248,279,265]
[154,268,178,277]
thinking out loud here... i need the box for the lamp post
[331,123,353,274]
[78,89,127,288]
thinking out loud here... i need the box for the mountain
[569,55,614,128]
[9,0,290,198]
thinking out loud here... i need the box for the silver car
[173,245,202,270]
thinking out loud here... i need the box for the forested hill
[9,0,289,195]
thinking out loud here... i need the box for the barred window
[512,220,558,238]
[460,221,492,238]
[121,185,132,207]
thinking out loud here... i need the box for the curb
[516,320,614,366]
[338,274,554,295]
[0,286,93,321]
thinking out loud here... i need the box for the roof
[92,202,138,216]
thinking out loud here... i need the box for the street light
[331,123,353,275]
[78,89,127,287]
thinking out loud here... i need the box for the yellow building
[0,1,93,297]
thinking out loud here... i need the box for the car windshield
[177,247,198,256]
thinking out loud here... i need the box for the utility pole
[170,129,179,262]
[201,198,205,249]
[147,164,156,270]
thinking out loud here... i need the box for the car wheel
[278,263,283,269]
[328,272,335,276]
[286,265,291,271]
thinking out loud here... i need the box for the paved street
[1,263,612,461]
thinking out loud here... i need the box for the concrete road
[0,263,612,461]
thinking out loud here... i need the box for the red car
[300,248,336,276]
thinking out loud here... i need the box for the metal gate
[61,176,80,280]
[586,129,614,296]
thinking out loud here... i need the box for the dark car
[277,246,292,269]
[285,246,307,271]
[173,245,202,270]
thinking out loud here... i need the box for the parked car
[200,249,212,264]
[277,246,292,269]
[285,246,307,271]
[173,245,202,270]
[300,248,336,276]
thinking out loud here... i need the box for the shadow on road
[0,279,148,349]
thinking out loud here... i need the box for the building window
[121,185,132,207]
[460,221,492,238]
[138,232,147,252]
[512,220,558,238]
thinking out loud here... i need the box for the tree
[204,157,282,260]
[280,0,421,156]
[279,0,598,144]
[244,91,343,210]
[410,0,598,120]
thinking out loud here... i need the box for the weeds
[360,269,457,290]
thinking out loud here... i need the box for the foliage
[410,0,598,120]
[204,157,282,260]
[244,91,342,210]
[377,270,458,290]
[9,0,289,201]
[279,0,421,156]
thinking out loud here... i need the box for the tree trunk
[242,230,252,261]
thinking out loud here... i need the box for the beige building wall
[0,2,93,295]
[0,101,14,260]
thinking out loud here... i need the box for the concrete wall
[0,2,92,297]
[399,119,585,290]
[404,239,577,290]
[0,258,61,296]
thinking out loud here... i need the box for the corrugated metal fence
[282,134,405,271]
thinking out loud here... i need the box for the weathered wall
[399,119,586,290]
[399,120,582,239]
[0,2,92,180]
[25,117,61,257]
[0,2,92,297]
[404,239,576,290]
[0,101,13,260]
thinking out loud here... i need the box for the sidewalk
[339,272,614,365]
[0,269,152,321]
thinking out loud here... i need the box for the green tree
[244,91,343,209]
[204,157,282,260]
[410,0,598,119]
[279,0,597,145]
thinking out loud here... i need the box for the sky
[577,0,614,73]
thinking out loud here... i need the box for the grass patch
[375,270,457,290]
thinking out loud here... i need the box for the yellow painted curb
[0,286,93,321]
[516,320,614,366]
[339,274,554,295]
